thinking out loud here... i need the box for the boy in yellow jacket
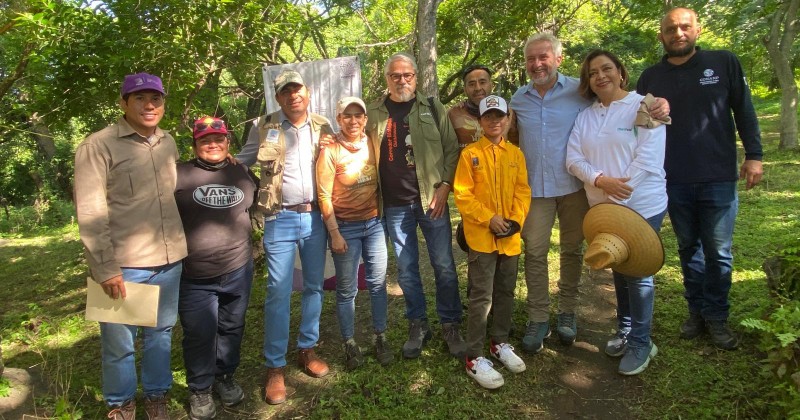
[454,95,531,389]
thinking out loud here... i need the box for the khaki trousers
[465,249,519,358]
[522,189,589,322]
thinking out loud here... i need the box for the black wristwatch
[434,181,452,189]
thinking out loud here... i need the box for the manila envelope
[85,278,160,327]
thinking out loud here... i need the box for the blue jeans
[331,217,388,340]
[613,210,666,348]
[100,261,182,405]
[667,182,738,320]
[383,201,462,323]
[262,210,326,368]
[179,260,254,391]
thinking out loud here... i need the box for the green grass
[1,94,797,418]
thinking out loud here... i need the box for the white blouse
[566,92,667,218]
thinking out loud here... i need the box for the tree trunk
[416,0,440,98]
[763,0,799,150]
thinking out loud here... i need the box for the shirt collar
[525,72,566,94]
[590,91,636,109]
[279,110,310,128]
[478,135,508,150]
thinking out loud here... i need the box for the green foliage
[0,376,10,398]
[741,303,800,417]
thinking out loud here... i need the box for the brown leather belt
[282,202,318,213]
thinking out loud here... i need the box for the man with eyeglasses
[447,64,496,148]
[74,72,187,420]
[366,52,465,360]
[243,70,335,405]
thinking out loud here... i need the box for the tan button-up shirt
[74,117,187,282]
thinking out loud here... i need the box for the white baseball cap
[479,95,508,116]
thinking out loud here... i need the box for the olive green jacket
[255,111,334,216]
[366,91,459,210]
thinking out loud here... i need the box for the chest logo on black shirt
[193,184,244,208]
[699,69,719,86]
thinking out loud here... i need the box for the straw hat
[582,203,664,277]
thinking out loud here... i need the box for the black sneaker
[213,373,244,407]
[680,312,706,339]
[188,388,216,420]
[374,332,394,366]
[402,319,432,359]
[441,322,467,359]
[344,338,363,370]
[706,320,739,350]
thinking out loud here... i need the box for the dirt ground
[0,255,644,420]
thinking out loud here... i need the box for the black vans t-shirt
[380,97,421,206]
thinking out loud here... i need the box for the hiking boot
[107,399,135,420]
[144,393,170,420]
[489,341,526,374]
[213,374,244,407]
[465,356,504,389]
[556,312,577,345]
[188,388,216,420]
[343,338,363,371]
[264,367,286,405]
[441,322,467,359]
[605,331,628,357]
[522,321,551,354]
[402,319,432,359]
[374,332,394,366]
[298,348,329,378]
[618,341,658,376]
[680,312,705,339]
[706,320,739,350]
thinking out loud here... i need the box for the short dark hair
[578,50,629,101]
[462,64,493,82]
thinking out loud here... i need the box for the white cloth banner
[261,56,362,132]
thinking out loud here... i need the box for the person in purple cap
[175,117,258,419]
[74,72,187,420]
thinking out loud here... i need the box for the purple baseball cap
[120,72,166,96]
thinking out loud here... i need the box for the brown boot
[107,399,135,420]
[264,367,286,405]
[298,348,329,378]
[143,393,170,420]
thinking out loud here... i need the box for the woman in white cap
[566,50,668,375]
[316,97,392,370]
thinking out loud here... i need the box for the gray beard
[392,89,415,102]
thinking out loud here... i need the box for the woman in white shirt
[566,50,667,376]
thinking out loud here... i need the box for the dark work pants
[179,260,254,391]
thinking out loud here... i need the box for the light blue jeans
[383,201,462,323]
[262,210,326,368]
[331,217,388,340]
[667,181,738,320]
[613,210,666,348]
[100,261,182,406]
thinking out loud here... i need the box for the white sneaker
[465,357,504,389]
[490,342,526,373]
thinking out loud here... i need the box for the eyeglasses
[389,72,416,82]
[194,119,225,132]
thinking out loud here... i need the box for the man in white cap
[74,72,187,420]
[244,70,335,404]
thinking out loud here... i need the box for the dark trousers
[465,250,519,358]
[179,260,254,391]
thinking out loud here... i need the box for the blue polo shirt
[510,73,591,198]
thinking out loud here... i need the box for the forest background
[1,0,799,418]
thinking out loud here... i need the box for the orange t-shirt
[316,133,379,232]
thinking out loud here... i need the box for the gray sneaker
[556,312,577,345]
[188,388,216,420]
[402,319,432,359]
[522,321,551,354]
[618,341,658,376]
[441,322,467,359]
[374,332,394,366]
[213,374,244,407]
[605,331,628,357]
[344,338,363,370]
[706,320,739,350]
